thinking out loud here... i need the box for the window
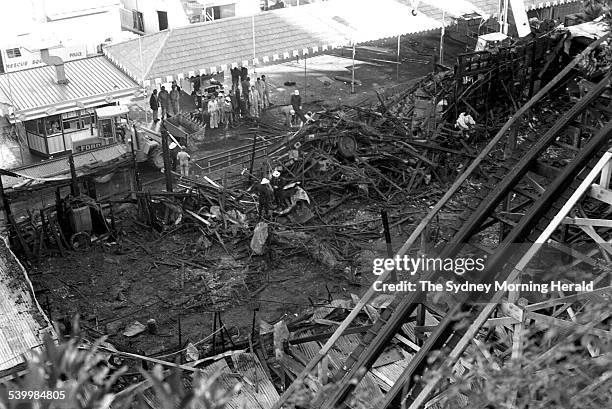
[157,10,168,31]
[133,10,144,32]
[6,48,21,58]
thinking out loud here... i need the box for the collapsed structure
[0,14,611,409]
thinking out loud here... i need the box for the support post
[68,154,79,196]
[131,125,142,197]
[248,134,257,185]
[381,209,396,282]
[439,11,445,66]
[0,174,12,222]
[304,56,307,103]
[396,35,401,82]
[351,43,356,94]
[160,121,173,192]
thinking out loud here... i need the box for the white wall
[122,0,189,32]
[0,0,124,56]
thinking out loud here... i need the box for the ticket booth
[72,105,130,153]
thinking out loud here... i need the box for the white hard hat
[290,109,295,115]
[272,170,281,178]
[261,178,270,184]
[294,90,300,95]
[169,142,177,149]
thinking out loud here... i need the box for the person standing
[231,66,241,89]
[249,85,261,119]
[240,65,248,82]
[158,86,170,120]
[223,96,233,130]
[149,89,159,123]
[261,75,271,108]
[217,93,226,128]
[176,147,191,177]
[170,84,181,116]
[208,96,219,129]
[232,87,242,120]
[241,76,251,112]
[255,77,265,108]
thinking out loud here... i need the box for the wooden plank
[562,217,612,227]
[526,311,612,339]
[589,184,612,206]
[525,286,612,311]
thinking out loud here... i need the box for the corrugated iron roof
[1,143,131,190]
[0,236,54,373]
[104,0,455,83]
[0,56,139,121]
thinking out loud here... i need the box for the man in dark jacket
[290,89,306,123]
[231,66,241,90]
[241,77,251,111]
[158,86,170,120]
[240,65,248,81]
[149,89,159,122]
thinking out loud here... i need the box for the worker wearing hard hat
[255,177,274,219]
[455,112,476,138]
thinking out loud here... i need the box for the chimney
[40,48,69,85]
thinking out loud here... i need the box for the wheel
[70,232,90,250]
[337,135,357,159]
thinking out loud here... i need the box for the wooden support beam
[578,225,612,259]
[562,217,612,227]
[526,286,612,311]
[531,161,562,179]
[600,159,612,188]
[525,311,612,339]
[589,184,612,206]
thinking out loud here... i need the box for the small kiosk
[23,104,131,157]
[71,105,130,153]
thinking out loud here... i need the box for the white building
[120,0,189,34]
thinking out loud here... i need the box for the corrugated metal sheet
[1,143,130,190]
[0,56,139,120]
[104,0,451,82]
[0,236,54,373]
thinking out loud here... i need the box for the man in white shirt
[176,147,191,177]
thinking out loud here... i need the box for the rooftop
[0,236,54,375]
[104,0,468,83]
[0,56,139,122]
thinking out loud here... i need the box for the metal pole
[396,35,401,82]
[304,56,307,103]
[351,43,356,94]
[439,11,445,66]
[160,121,173,192]
[252,14,256,76]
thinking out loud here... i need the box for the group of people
[195,67,273,130]
[254,168,310,220]
[149,81,181,122]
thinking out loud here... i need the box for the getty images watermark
[371,255,594,295]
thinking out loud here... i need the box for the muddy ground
[25,30,467,356]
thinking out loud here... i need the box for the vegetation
[0,320,239,409]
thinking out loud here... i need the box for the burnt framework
[272,34,612,409]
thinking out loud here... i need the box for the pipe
[40,49,68,85]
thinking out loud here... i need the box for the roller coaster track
[272,34,612,409]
